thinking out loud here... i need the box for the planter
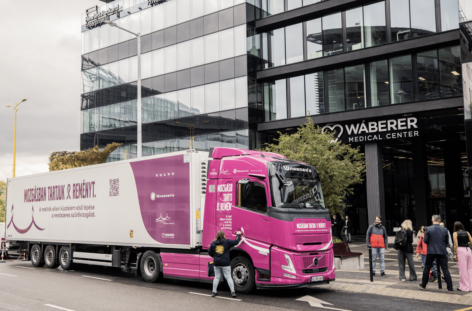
[333,241,364,271]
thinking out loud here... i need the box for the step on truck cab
[5,147,334,293]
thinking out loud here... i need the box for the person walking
[416,226,439,282]
[396,220,417,281]
[344,215,353,243]
[209,230,241,298]
[366,216,388,277]
[332,215,342,240]
[419,215,453,292]
[453,221,472,291]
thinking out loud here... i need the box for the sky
[0,0,99,181]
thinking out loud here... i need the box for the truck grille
[303,268,328,274]
[299,252,329,269]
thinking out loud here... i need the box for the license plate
[311,276,323,282]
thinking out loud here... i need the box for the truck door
[232,178,271,245]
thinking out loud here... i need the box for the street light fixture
[104,19,142,158]
[5,98,27,177]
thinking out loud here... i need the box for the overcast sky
[0,0,100,181]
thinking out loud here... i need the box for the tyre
[231,256,255,294]
[31,245,44,267]
[44,245,59,269]
[140,251,161,283]
[59,246,73,270]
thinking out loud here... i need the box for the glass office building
[81,0,469,233]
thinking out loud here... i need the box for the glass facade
[263,46,462,120]
[259,0,458,69]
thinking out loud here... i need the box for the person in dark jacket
[366,216,388,277]
[397,219,417,281]
[344,215,353,243]
[208,230,241,298]
[332,215,342,239]
[419,215,453,292]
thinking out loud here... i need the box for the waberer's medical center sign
[322,117,419,144]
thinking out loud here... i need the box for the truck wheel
[59,246,73,270]
[231,256,255,294]
[31,245,44,267]
[140,251,161,283]
[44,245,59,269]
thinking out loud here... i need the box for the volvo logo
[313,258,319,267]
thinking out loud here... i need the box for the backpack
[394,229,408,250]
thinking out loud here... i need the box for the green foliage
[49,143,122,172]
[263,117,366,216]
[0,180,6,223]
[333,236,343,244]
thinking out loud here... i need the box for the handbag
[207,262,215,277]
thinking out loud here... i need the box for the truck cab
[202,148,335,292]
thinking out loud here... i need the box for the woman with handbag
[208,230,241,297]
[396,219,417,282]
[453,221,472,291]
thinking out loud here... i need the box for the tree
[48,143,122,172]
[263,117,366,216]
[0,181,6,223]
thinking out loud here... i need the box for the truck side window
[237,181,268,213]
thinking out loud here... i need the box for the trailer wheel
[31,245,44,267]
[231,256,255,294]
[44,245,59,269]
[59,246,73,270]
[140,251,161,283]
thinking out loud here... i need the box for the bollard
[369,248,373,282]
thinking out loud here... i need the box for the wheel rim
[32,248,39,263]
[46,249,54,265]
[143,256,156,277]
[61,250,69,266]
[232,263,249,287]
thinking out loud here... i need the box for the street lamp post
[5,99,27,177]
[104,20,142,158]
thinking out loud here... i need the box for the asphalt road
[0,260,466,311]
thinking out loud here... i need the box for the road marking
[189,292,241,301]
[0,272,17,277]
[454,307,472,311]
[297,295,350,310]
[15,266,35,270]
[81,275,111,281]
[45,304,75,311]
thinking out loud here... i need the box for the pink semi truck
[5,147,334,292]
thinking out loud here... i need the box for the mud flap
[135,252,142,276]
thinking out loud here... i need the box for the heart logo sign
[321,124,344,143]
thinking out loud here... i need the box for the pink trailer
[6,147,334,293]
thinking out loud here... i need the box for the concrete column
[365,142,385,225]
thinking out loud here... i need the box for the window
[274,79,287,119]
[327,69,345,112]
[287,0,302,11]
[178,0,191,24]
[270,28,286,66]
[267,0,284,15]
[345,65,365,110]
[370,60,389,106]
[165,45,177,73]
[220,79,236,110]
[363,2,387,47]
[165,0,177,27]
[191,85,205,114]
[306,18,322,60]
[119,58,130,83]
[234,25,247,56]
[439,46,463,97]
[130,11,141,35]
[191,0,205,19]
[285,23,304,64]
[346,7,364,51]
[390,0,411,42]
[99,26,109,49]
[152,49,165,77]
[290,75,306,117]
[191,37,205,67]
[390,55,413,104]
[141,8,152,35]
[323,13,343,56]
[205,82,220,113]
[235,76,248,108]
[237,181,268,213]
[152,4,165,31]
[305,72,324,115]
[441,0,459,31]
[204,0,218,15]
[141,52,152,79]
[410,0,436,38]
[416,50,440,100]
[205,33,219,64]
[177,41,191,71]
[460,0,472,22]
[219,28,235,60]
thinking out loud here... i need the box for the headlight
[283,273,297,279]
[281,254,296,273]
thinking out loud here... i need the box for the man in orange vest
[366,215,388,277]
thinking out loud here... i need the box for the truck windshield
[268,161,325,209]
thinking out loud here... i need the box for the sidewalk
[318,236,472,306]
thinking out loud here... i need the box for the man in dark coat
[344,215,353,243]
[419,215,453,292]
[332,215,343,239]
